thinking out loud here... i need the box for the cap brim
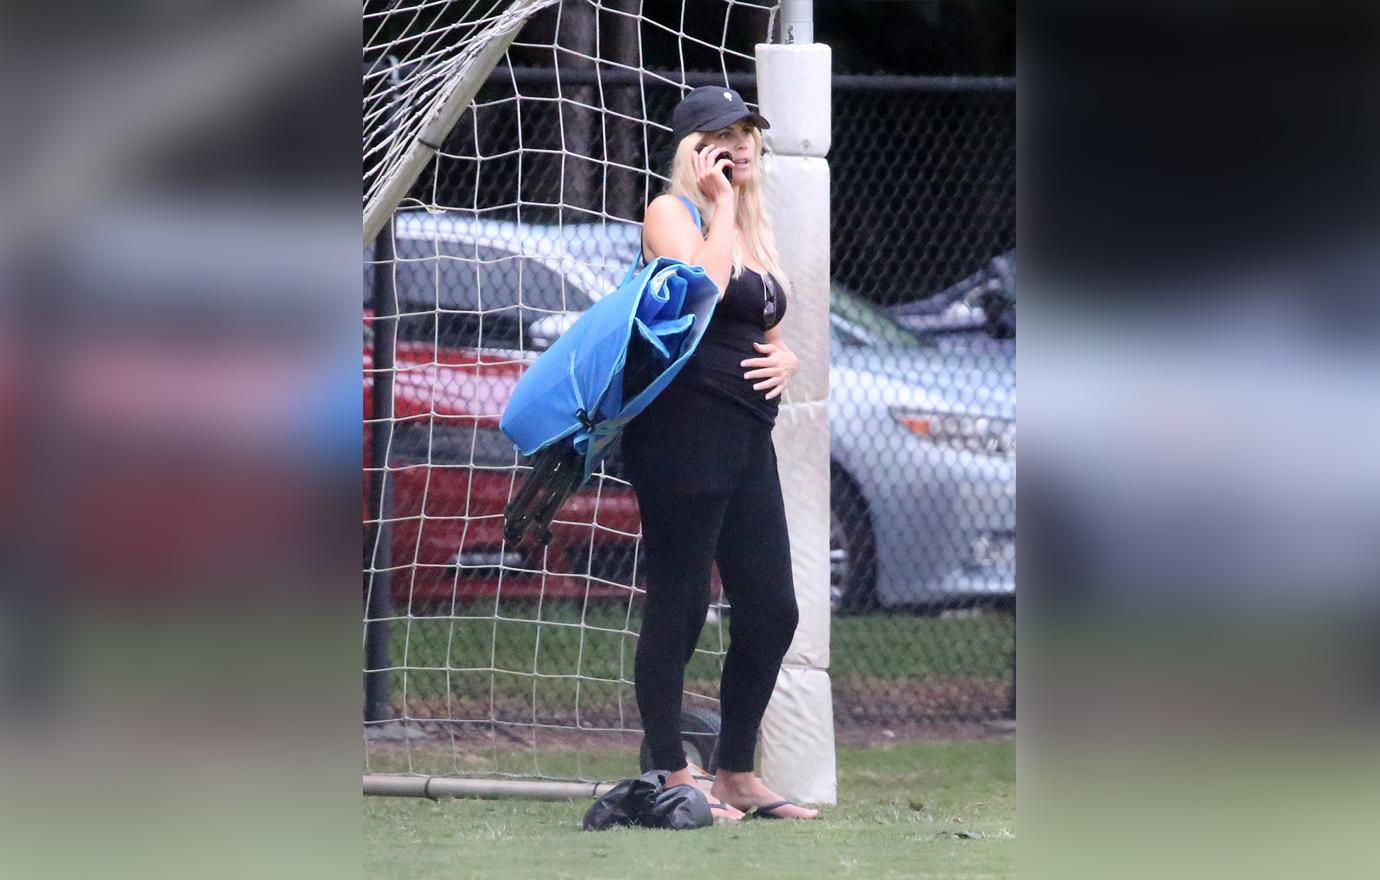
[685,108,772,139]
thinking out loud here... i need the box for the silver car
[829,286,1015,612]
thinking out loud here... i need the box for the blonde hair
[664,128,791,295]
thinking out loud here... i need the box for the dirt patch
[831,678,1013,725]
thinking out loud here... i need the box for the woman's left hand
[741,340,799,401]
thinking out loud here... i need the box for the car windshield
[831,286,929,347]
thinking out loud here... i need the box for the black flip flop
[751,799,815,820]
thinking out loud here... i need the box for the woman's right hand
[694,143,735,206]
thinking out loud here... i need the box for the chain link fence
[827,76,1015,729]
[363,65,1015,773]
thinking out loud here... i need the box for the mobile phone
[711,147,733,183]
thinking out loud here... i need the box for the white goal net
[362,0,787,787]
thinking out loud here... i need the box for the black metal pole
[364,217,396,723]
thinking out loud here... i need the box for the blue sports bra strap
[673,194,704,233]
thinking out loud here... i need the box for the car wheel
[639,706,721,773]
[830,467,878,614]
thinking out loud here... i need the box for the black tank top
[674,267,788,427]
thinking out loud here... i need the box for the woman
[620,86,819,822]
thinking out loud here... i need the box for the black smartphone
[714,148,733,183]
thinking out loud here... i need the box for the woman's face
[696,120,758,188]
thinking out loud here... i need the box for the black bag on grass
[582,770,712,831]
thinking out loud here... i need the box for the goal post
[363,0,561,247]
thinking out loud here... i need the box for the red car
[364,323,654,609]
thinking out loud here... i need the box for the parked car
[829,284,1015,611]
[888,250,1015,356]
[363,212,658,608]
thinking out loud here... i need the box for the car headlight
[891,408,1016,457]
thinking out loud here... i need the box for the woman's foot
[704,796,745,823]
[665,766,743,821]
[710,769,820,820]
[686,760,717,794]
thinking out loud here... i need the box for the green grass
[384,602,1014,709]
[830,613,1013,680]
[364,740,1014,880]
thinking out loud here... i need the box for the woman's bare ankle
[709,769,756,796]
[715,768,753,779]
[663,766,695,788]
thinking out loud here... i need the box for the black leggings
[620,381,799,774]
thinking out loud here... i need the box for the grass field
[364,739,1014,880]
[383,602,1013,710]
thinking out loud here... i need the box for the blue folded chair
[500,197,717,546]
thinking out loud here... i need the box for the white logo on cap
[723,91,732,100]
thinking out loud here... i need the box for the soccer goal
[363,0,834,804]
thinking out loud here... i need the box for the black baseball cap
[670,86,771,146]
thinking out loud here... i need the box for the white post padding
[755,41,836,806]
[761,156,830,405]
[759,399,836,805]
[757,44,832,158]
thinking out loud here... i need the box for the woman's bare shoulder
[643,193,693,226]
[642,194,701,263]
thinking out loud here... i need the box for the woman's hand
[741,340,799,401]
[694,143,736,206]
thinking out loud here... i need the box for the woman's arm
[641,147,737,299]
